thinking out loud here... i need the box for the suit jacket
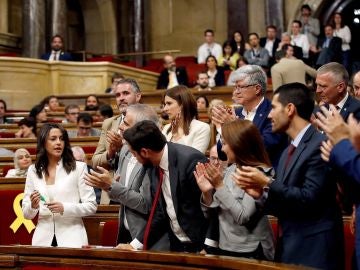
[40,51,72,61]
[143,142,209,250]
[156,67,188,89]
[244,48,270,68]
[271,58,317,91]
[339,95,360,121]
[203,164,275,260]
[315,36,342,66]
[162,119,210,154]
[260,37,280,67]
[92,115,122,169]
[22,162,97,247]
[218,98,288,168]
[266,125,344,269]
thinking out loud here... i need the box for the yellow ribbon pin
[10,193,35,234]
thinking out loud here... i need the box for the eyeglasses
[234,84,258,91]
[67,112,79,115]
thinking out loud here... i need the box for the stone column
[22,0,45,58]
[265,0,284,37]
[51,0,67,39]
[0,0,8,33]
[133,0,144,67]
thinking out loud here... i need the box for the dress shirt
[291,34,310,58]
[291,123,311,147]
[197,42,222,64]
[159,144,191,242]
[336,92,349,111]
[49,50,60,61]
[241,97,265,121]
[168,71,179,89]
[264,39,275,57]
[334,26,351,51]
[207,70,217,87]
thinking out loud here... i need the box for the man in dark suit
[316,106,360,269]
[41,34,72,61]
[235,83,344,269]
[122,120,209,252]
[311,25,342,68]
[260,25,280,68]
[316,62,360,120]
[212,65,287,168]
[156,55,188,89]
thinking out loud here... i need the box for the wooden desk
[0,136,99,150]
[0,245,310,269]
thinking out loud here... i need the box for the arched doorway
[318,0,360,72]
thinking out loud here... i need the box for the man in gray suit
[84,104,168,250]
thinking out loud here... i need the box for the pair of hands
[315,105,360,162]
[194,162,271,201]
[107,130,123,160]
[30,190,64,214]
[84,166,118,191]
[211,105,236,127]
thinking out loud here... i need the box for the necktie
[143,167,164,250]
[54,51,58,61]
[285,144,296,169]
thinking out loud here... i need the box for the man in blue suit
[212,64,287,168]
[41,35,72,61]
[316,106,360,269]
[234,83,344,269]
[316,62,360,214]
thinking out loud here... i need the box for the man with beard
[41,35,72,61]
[156,55,188,89]
[92,78,141,171]
[234,83,344,269]
[195,72,212,91]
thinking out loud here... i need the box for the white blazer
[22,161,97,248]
[162,119,210,154]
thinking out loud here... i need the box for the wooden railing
[0,245,311,269]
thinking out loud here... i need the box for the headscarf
[13,148,31,177]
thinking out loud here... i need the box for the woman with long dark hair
[22,123,97,247]
[194,119,274,260]
[162,85,210,153]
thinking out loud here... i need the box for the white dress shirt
[159,144,191,242]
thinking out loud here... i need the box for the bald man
[156,55,188,89]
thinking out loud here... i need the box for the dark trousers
[219,243,266,260]
[168,230,201,253]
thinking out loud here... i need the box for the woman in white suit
[162,85,210,153]
[22,123,97,248]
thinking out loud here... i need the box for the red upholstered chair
[224,70,231,85]
[0,190,36,245]
[186,63,206,87]
[82,146,97,155]
[101,220,119,247]
[2,165,14,177]
[26,148,37,155]
[175,56,196,67]
[0,132,15,138]
[87,56,114,62]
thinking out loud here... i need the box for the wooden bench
[0,137,100,151]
